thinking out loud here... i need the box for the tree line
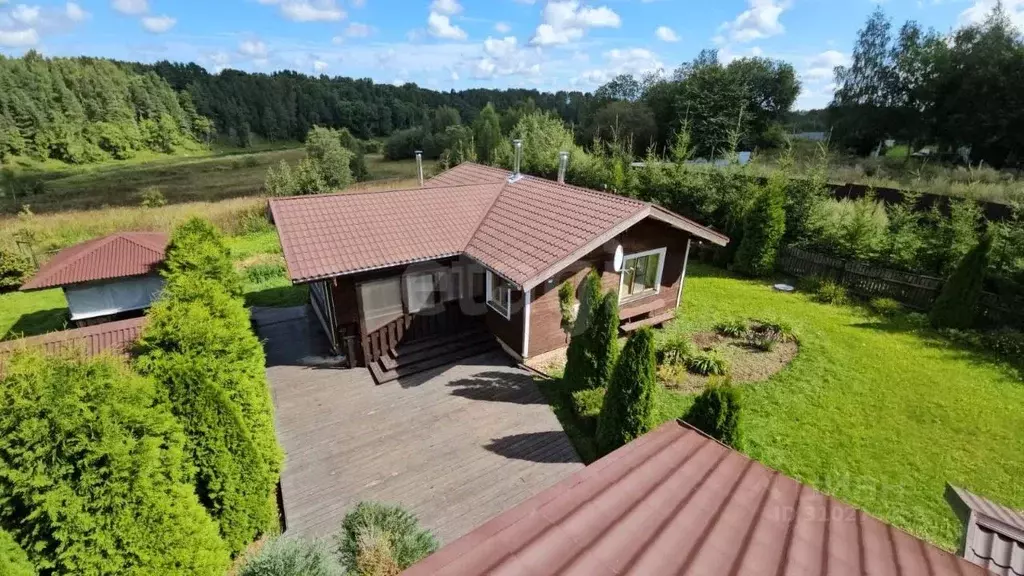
[830,4,1024,167]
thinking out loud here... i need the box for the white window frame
[485,269,512,319]
[618,247,667,303]
[405,272,440,313]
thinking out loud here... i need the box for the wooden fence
[777,246,1024,328]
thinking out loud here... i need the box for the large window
[619,248,666,301]
[359,277,404,333]
[486,270,512,319]
[405,267,463,313]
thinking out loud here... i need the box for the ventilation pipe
[557,150,569,184]
[415,150,424,186]
[509,139,523,183]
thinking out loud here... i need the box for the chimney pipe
[512,139,523,177]
[557,150,569,184]
[415,151,424,187]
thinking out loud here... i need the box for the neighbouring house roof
[270,163,728,288]
[20,232,168,291]
[0,317,146,363]
[947,484,1024,576]
[404,421,985,576]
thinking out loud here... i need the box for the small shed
[20,232,167,327]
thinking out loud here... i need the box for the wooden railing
[360,303,475,366]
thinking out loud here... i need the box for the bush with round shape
[657,332,695,366]
[814,279,848,305]
[0,351,229,575]
[336,502,438,573]
[752,318,796,342]
[0,246,32,293]
[163,216,244,297]
[596,327,657,456]
[869,297,903,318]
[685,381,745,449]
[747,330,780,352]
[930,233,993,329]
[686,349,730,376]
[0,528,35,576]
[238,537,343,576]
[715,318,750,338]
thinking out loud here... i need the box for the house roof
[404,421,985,576]
[21,232,168,291]
[0,317,146,363]
[270,163,729,288]
[946,484,1024,576]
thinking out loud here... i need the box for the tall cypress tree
[733,172,787,277]
[930,232,993,329]
[562,271,602,391]
[589,291,620,391]
[596,327,657,456]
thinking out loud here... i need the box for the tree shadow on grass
[484,431,582,464]
[446,371,548,405]
[2,308,69,341]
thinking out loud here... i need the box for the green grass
[0,289,68,340]
[544,262,1024,551]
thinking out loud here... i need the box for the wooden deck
[258,306,583,544]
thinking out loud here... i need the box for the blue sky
[0,0,1015,108]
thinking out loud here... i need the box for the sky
[0,0,1018,109]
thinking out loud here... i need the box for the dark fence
[777,246,1024,329]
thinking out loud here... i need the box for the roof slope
[270,163,728,286]
[0,317,146,361]
[405,421,985,576]
[21,232,167,290]
[947,485,1024,576]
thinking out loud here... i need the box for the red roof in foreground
[270,163,729,288]
[405,421,984,576]
[0,317,146,361]
[21,232,168,291]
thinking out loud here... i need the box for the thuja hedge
[135,275,282,553]
[596,327,657,456]
[0,528,35,576]
[0,351,229,575]
[163,216,244,297]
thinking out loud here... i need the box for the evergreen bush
[930,233,993,329]
[0,351,229,575]
[0,528,35,576]
[558,280,576,334]
[135,276,282,552]
[336,502,438,573]
[239,537,344,576]
[596,327,657,456]
[589,291,620,390]
[163,217,244,297]
[685,382,745,449]
[0,246,32,292]
[814,279,848,305]
[562,271,602,391]
[733,172,787,276]
[869,297,903,318]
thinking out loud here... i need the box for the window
[486,270,513,318]
[405,273,439,313]
[359,277,404,333]
[446,267,463,302]
[619,248,666,301]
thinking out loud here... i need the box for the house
[404,420,988,576]
[270,152,728,382]
[946,484,1024,575]
[20,232,167,327]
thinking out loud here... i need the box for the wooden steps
[370,330,498,384]
[621,311,676,332]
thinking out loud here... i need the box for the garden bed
[660,331,798,393]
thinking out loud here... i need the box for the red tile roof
[947,484,1024,576]
[21,232,167,291]
[405,421,985,576]
[270,163,728,287]
[0,317,146,361]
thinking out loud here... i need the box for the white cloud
[345,22,373,37]
[720,0,789,43]
[66,2,88,22]
[141,15,176,33]
[313,60,329,72]
[655,25,678,42]
[427,11,466,40]
[429,0,462,16]
[574,47,664,86]
[718,44,764,63]
[960,0,1024,28]
[238,39,269,58]
[11,5,40,25]
[483,35,518,58]
[530,0,621,46]
[450,69,459,81]
[257,0,346,22]
[205,50,231,73]
[0,28,38,47]
[804,49,847,80]
[331,35,344,44]
[494,21,511,34]
[351,0,365,6]
[472,35,544,79]
[111,0,148,16]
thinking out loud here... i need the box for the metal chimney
[510,139,523,182]
[415,150,424,187]
[557,150,569,184]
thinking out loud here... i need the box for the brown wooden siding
[527,218,692,358]
[485,289,526,356]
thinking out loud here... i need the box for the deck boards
[259,307,583,544]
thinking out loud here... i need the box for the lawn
[543,262,1024,551]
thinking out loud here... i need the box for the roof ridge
[518,173,646,207]
[269,181,505,203]
[43,233,122,278]
[462,181,510,252]
[117,233,167,257]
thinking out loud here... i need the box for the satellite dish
[613,244,625,272]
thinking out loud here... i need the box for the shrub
[733,171,787,276]
[137,186,167,208]
[752,318,796,342]
[596,327,657,456]
[685,382,745,449]
[931,233,993,329]
[982,328,1024,359]
[869,297,903,318]
[747,330,780,351]
[134,277,282,552]
[238,205,275,235]
[0,528,35,576]
[163,217,244,297]
[715,318,750,338]
[336,502,438,573]
[305,126,354,190]
[814,279,848,305]
[571,387,605,419]
[558,280,576,334]
[562,272,602,391]
[657,332,695,366]
[264,160,298,197]
[589,291,620,390]
[686,349,730,376]
[246,262,288,284]
[0,246,32,292]
[796,274,824,293]
[238,537,344,576]
[0,351,229,575]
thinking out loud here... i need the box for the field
[542,263,1024,551]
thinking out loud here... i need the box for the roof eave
[648,205,730,246]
